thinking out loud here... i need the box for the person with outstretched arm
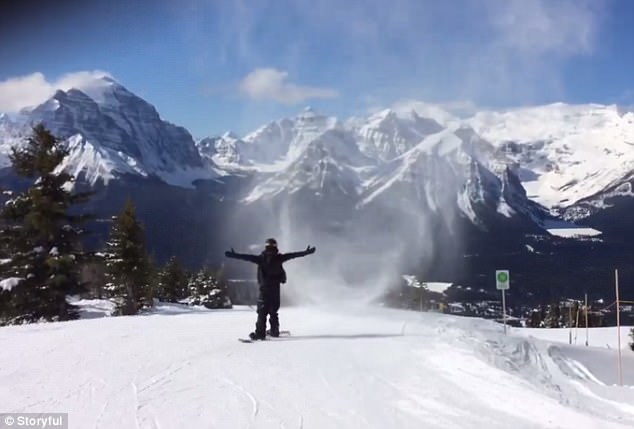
[225,238,316,340]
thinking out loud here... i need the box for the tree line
[0,125,230,325]
[525,302,605,329]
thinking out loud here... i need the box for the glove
[306,245,316,254]
[225,248,236,257]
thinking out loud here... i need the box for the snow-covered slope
[1,76,216,187]
[468,103,634,210]
[1,305,632,428]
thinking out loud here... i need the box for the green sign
[496,270,510,290]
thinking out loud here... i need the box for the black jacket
[225,247,315,286]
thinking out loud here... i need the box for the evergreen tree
[184,269,205,305]
[182,267,232,309]
[157,256,188,303]
[539,305,547,327]
[529,308,542,328]
[545,302,562,328]
[143,255,159,308]
[571,301,580,328]
[104,199,151,315]
[0,125,92,324]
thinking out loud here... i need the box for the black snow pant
[255,282,281,337]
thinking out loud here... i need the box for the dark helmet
[265,238,278,248]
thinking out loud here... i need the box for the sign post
[568,305,572,345]
[584,293,589,347]
[616,269,623,386]
[496,270,510,335]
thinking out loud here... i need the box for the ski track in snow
[1,306,633,429]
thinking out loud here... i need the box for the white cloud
[232,0,604,107]
[361,98,478,125]
[0,70,112,112]
[0,73,53,112]
[238,68,338,104]
[489,0,599,57]
[390,100,459,125]
[174,0,609,111]
[437,100,479,117]
[168,0,610,110]
[470,0,603,97]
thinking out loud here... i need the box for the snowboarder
[225,238,316,340]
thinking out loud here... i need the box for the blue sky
[1,0,634,137]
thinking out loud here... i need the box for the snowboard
[268,329,291,336]
[238,330,291,343]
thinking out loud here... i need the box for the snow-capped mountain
[3,75,631,223]
[245,107,340,164]
[197,132,247,167]
[1,76,216,187]
[198,102,634,222]
[357,127,526,223]
[244,128,367,203]
[215,107,548,234]
[350,108,444,161]
[0,114,25,168]
[468,103,634,212]
[561,170,634,220]
[197,108,350,175]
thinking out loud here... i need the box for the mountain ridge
[3,76,634,219]
[3,77,217,187]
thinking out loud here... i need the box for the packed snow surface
[515,325,633,350]
[1,304,633,428]
[403,276,453,294]
[547,227,603,238]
